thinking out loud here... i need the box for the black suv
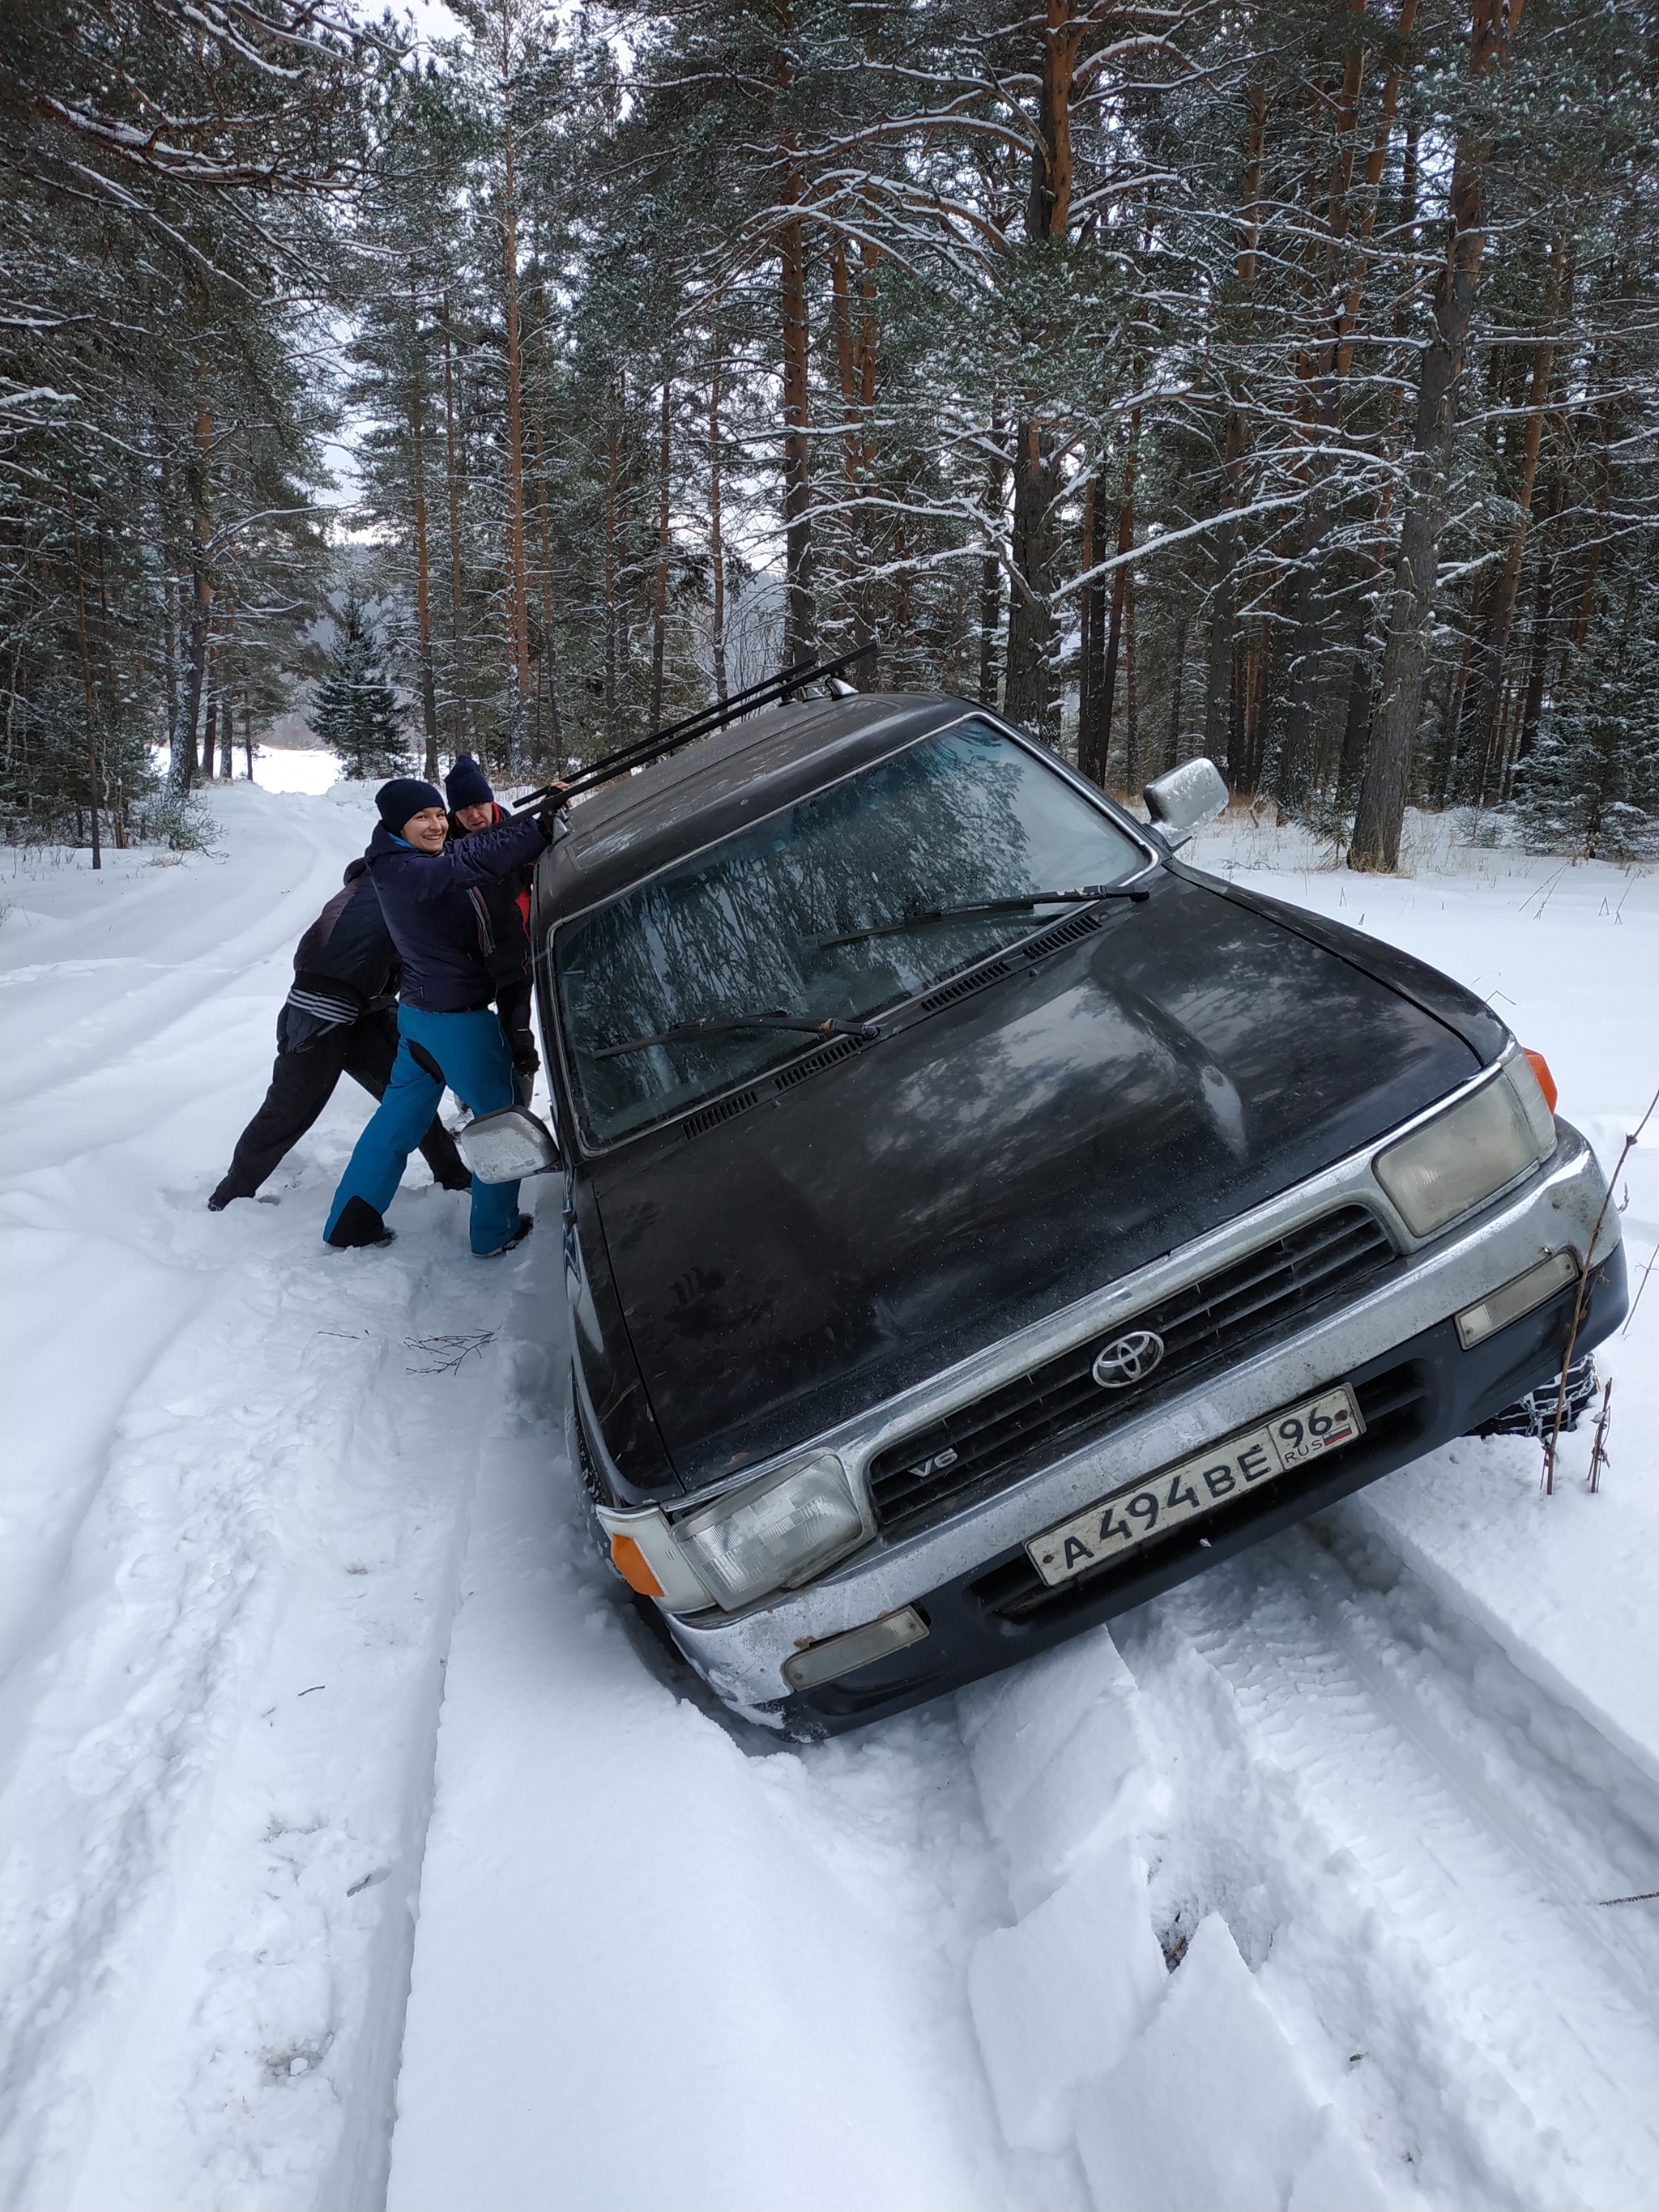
[518,692,1625,1734]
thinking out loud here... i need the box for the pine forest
[2,0,1656,870]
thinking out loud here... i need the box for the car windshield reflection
[554,718,1148,1143]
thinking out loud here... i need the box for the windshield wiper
[595,1009,882,1060]
[813,883,1149,952]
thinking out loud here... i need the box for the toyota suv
[514,692,1625,1733]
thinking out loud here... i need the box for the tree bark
[441,298,470,754]
[1004,0,1081,739]
[1203,79,1269,774]
[603,377,623,749]
[977,424,1006,707]
[169,384,214,796]
[1350,0,1516,873]
[407,291,440,780]
[1097,404,1141,782]
[67,488,100,865]
[1077,475,1099,769]
[1465,227,1566,800]
[709,350,729,703]
[497,17,531,761]
[780,187,815,663]
[1515,469,1561,767]
[650,378,672,728]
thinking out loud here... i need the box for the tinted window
[555,719,1147,1142]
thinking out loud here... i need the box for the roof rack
[512,640,876,815]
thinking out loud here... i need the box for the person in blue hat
[445,755,537,1100]
[322,774,563,1255]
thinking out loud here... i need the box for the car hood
[589,872,1482,1489]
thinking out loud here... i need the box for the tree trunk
[407,292,440,780]
[1080,467,1109,778]
[1515,471,1561,765]
[1350,0,1516,873]
[1465,228,1566,801]
[441,297,470,754]
[1203,79,1269,774]
[498,35,531,761]
[68,488,100,865]
[169,386,214,796]
[604,378,623,749]
[650,378,672,728]
[1123,571,1140,793]
[977,425,1006,707]
[779,188,815,663]
[529,398,565,765]
[1004,0,1081,739]
[1166,613,1189,774]
[827,235,880,683]
[709,351,729,703]
[1277,0,1427,812]
[1098,405,1141,780]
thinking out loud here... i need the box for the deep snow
[2,782,1655,2212]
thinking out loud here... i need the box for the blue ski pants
[324,1004,525,1254]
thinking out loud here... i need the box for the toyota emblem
[1091,1328,1165,1389]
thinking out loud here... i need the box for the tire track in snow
[1,789,504,2212]
[0,1227,499,2212]
[1117,1522,1659,2212]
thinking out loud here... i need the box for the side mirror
[455,1105,561,1184]
[1143,757,1229,849]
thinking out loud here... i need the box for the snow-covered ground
[2,784,1655,2212]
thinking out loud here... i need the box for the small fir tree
[309,588,408,779]
[1513,606,1659,862]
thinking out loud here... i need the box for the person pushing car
[322,774,562,1256]
[208,848,471,1212]
[444,754,538,1101]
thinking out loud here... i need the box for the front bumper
[662,1120,1624,1732]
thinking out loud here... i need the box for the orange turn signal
[1524,1049,1558,1114]
[608,1533,665,1597]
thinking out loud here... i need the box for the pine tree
[1512,585,1659,860]
[309,587,408,780]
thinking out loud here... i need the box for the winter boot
[477,1213,533,1259]
[326,1196,396,1249]
[207,1178,251,1212]
[437,1170,473,1193]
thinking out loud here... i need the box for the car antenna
[512,640,876,815]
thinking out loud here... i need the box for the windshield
[554,718,1148,1143]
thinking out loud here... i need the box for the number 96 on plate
[1027,1385,1364,1588]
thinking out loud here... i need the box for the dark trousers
[222,1007,467,1198]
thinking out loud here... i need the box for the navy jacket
[449,803,534,1004]
[366,811,550,1013]
[284,859,402,1046]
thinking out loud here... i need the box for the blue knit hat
[445,755,495,812]
[376,777,446,833]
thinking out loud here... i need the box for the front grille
[975,1359,1430,1626]
[867,1206,1397,1532]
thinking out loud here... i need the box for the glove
[510,1032,540,1077]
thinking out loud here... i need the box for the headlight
[673,1451,864,1611]
[1374,1051,1552,1238]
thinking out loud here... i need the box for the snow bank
[957,1628,1392,2210]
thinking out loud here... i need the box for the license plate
[1026,1385,1365,1587]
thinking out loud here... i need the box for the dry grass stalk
[1585,1379,1613,1494]
[1543,1081,1658,1493]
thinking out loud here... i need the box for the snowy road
[2,787,1656,2212]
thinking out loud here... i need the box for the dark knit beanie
[445,755,495,812]
[376,777,446,833]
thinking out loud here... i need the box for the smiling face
[455,800,496,834]
[403,807,450,853]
